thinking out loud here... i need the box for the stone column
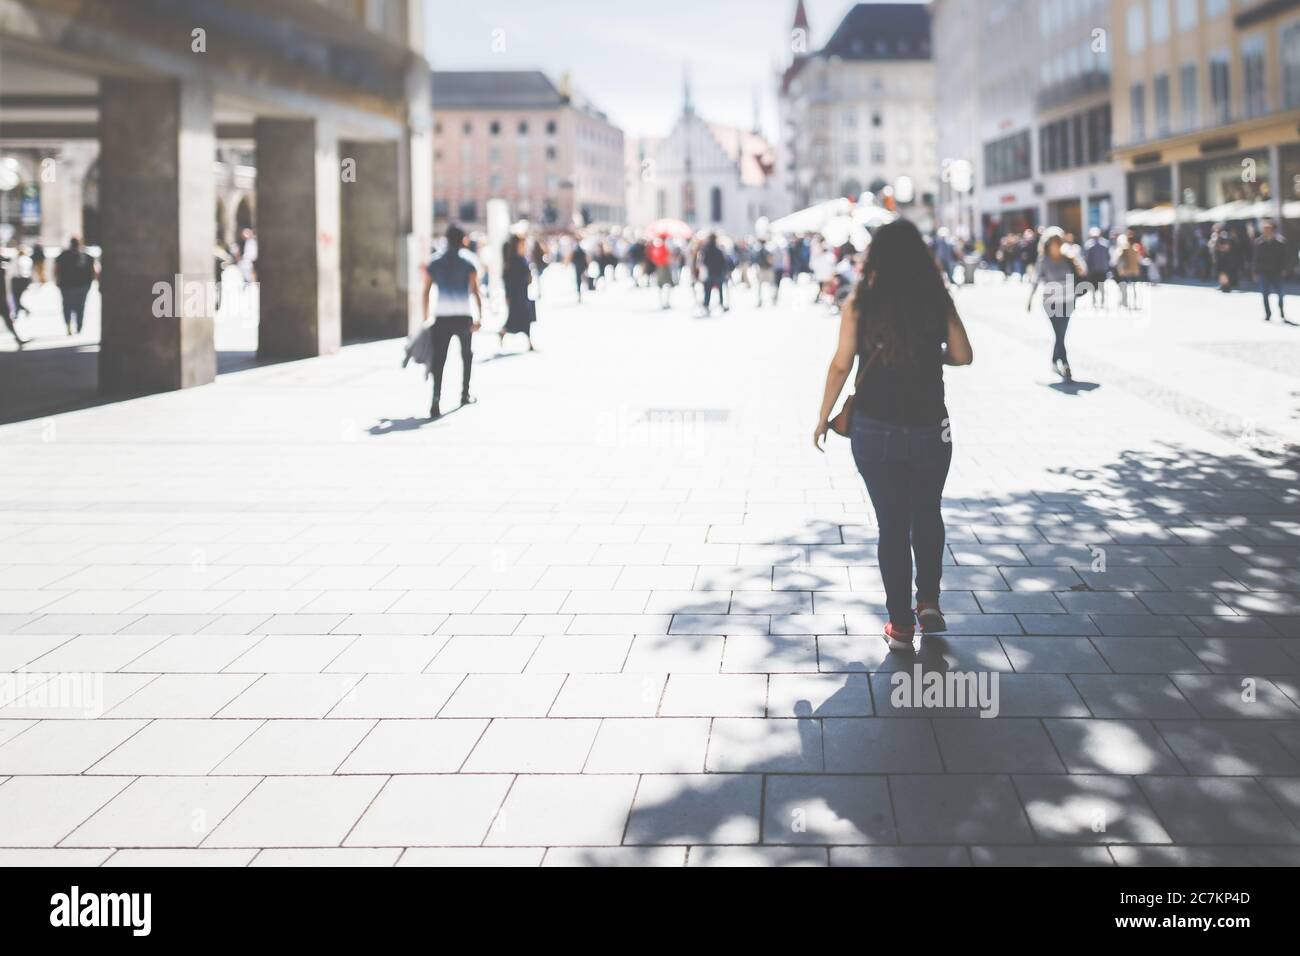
[340,140,406,339]
[98,77,216,393]
[254,118,341,359]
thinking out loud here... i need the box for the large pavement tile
[346,775,513,847]
[1042,718,1183,775]
[549,674,665,717]
[26,634,167,672]
[566,614,671,635]
[721,634,819,673]
[0,776,134,846]
[583,718,711,773]
[325,674,464,718]
[669,614,769,636]
[622,634,724,673]
[767,673,872,717]
[1171,674,1300,718]
[1055,592,1152,615]
[933,719,1066,773]
[970,846,1114,866]
[1069,674,1198,719]
[687,846,828,866]
[659,674,767,717]
[705,718,821,773]
[206,775,387,848]
[105,673,259,718]
[1155,720,1300,775]
[0,634,76,670]
[873,672,1087,718]
[542,846,686,866]
[397,847,543,866]
[831,845,970,866]
[1090,615,1196,637]
[222,635,356,673]
[64,776,261,847]
[250,848,400,867]
[337,718,488,774]
[214,719,376,775]
[324,635,448,673]
[0,672,157,719]
[1189,616,1280,638]
[439,674,565,718]
[0,848,115,867]
[625,774,763,846]
[424,635,541,674]
[888,774,1035,844]
[1135,776,1300,845]
[974,592,1065,614]
[998,636,1110,673]
[1110,845,1300,866]
[0,719,35,748]
[1014,774,1171,844]
[1016,614,1099,636]
[0,719,146,775]
[216,674,360,718]
[485,774,639,847]
[1090,637,1208,674]
[119,634,260,673]
[1258,777,1300,831]
[762,774,895,845]
[524,635,632,674]
[462,718,600,773]
[88,719,262,775]
[1182,637,1300,674]
[103,849,257,867]
[822,717,942,773]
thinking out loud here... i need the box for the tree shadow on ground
[557,441,1300,866]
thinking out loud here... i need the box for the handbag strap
[852,342,884,391]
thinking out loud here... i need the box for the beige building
[431,71,625,231]
[778,2,938,224]
[1110,0,1300,270]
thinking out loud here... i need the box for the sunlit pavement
[0,269,1298,866]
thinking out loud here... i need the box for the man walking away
[421,224,482,420]
[1082,228,1110,308]
[55,237,97,335]
[1254,220,1289,324]
[1,252,26,348]
[701,233,728,314]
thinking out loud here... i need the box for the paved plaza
[1,272,1299,866]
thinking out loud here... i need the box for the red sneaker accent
[883,622,915,651]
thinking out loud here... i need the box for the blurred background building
[431,70,625,231]
[1110,0,1300,272]
[932,0,982,241]
[0,0,433,395]
[777,2,938,226]
[625,77,778,238]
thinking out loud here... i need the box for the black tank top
[854,325,948,427]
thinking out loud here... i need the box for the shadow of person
[1047,380,1101,395]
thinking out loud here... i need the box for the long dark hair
[852,218,953,365]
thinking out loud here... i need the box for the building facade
[625,87,779,238]
[932,0,983,239]
[778,2,938,224]
[431,71,625,231]
[1110,0,1300,271]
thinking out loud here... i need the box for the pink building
[432,71,625,230]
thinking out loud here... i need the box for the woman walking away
[1027,226,1084,382]
[814,219,974,651]
[500,235,537,352]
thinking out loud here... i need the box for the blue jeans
[1261,276,1285,319]
[850,415,953,628]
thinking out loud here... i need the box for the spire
[792,0,809,33]
[751,89,761,135]
[683,64,694,117]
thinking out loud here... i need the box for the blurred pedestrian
[10,245,33,319]
[648,237,674,309]
[1082,228,1110,308]
[1,252,27,348]
[701,233,729,314]
[500,234,537,351]
[1254,220,1289,324]
[569,241,589,303]
[420,224,482,419]
[1027,226,1084,382]
[54,236,97,335]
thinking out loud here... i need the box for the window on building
[870,142,885,164]
[1176,0,1197,31]
[1209,50,1231,123]
[983,129,1032,185]
[488,173,501,192]
[457,200,476,221]
[1126,4,1146,53]
[1241,35,1267,117]
[433,199,449,218]
[842,108,857,128]
[546,119,557,135]
[1204,0,1226,16]
[1180,63,1198,129]
[488,146,501,164]
[1130,82,1147,141]
[545,145,557,161]
[1154,73,1171,136]
[1149,0,1170,43]
[489,120,501,135]
[462,121,472,134]
[1285,21,1300,110]
[845,142,859,165]
[518,120,529,135]
[1086,104,1112,165]
[871,110,883,128]
[434,121,442,135]
[710,186,723,224]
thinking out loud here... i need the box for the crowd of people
[0,237,99,349]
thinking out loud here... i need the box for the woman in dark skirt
[500,234,537,351]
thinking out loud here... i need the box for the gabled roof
[820,3,931,60]
[705,121,776,188]
[432,70,566,109]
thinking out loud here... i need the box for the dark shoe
[429,399,441,420]
[460,394,476,407]
[915,603,947,634]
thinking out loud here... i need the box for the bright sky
[424,0,928,141]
